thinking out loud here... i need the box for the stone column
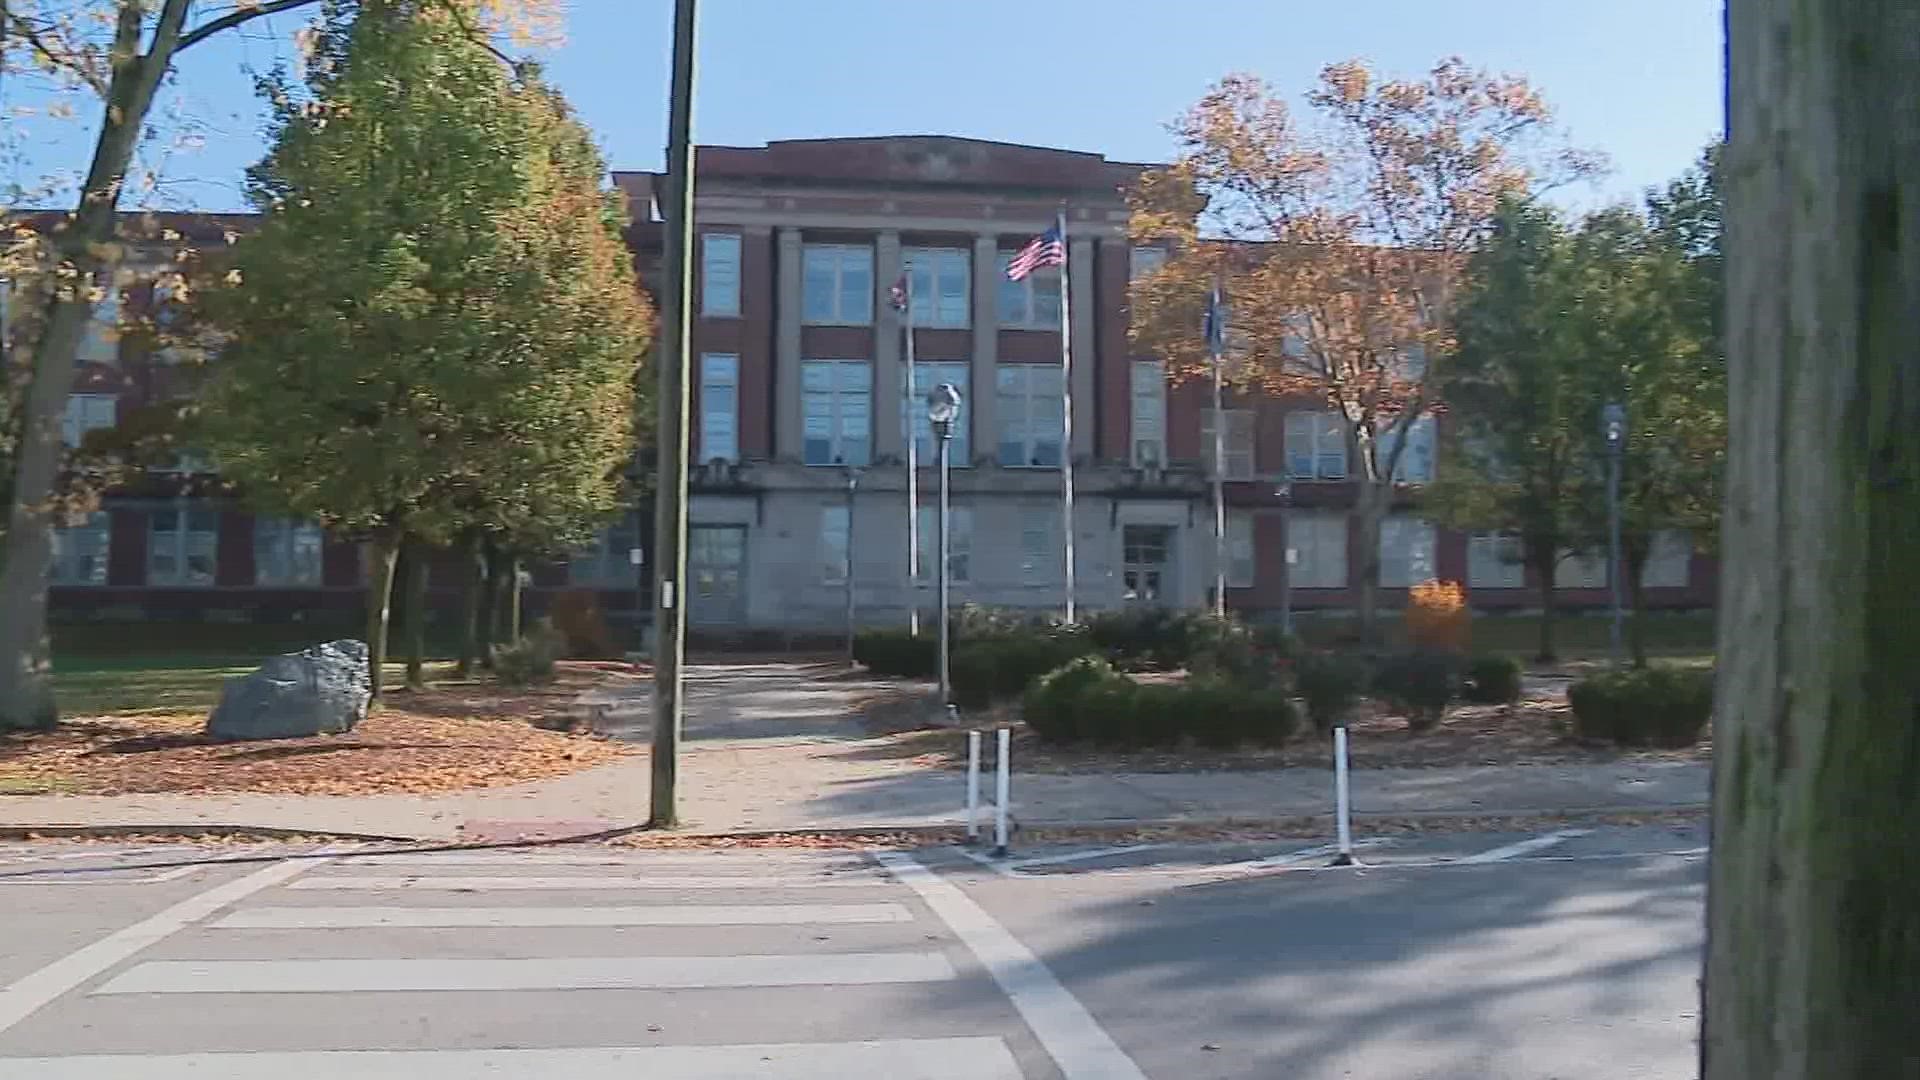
[1069,235,1097,460]
[873,230,904,460]
[774,227,803,461]
[969,232,1000,466]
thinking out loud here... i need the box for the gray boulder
[206,640,372,741]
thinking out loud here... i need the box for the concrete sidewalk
[0,660,1709,841]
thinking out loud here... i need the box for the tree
[1704,2,1919,1075]
[0,0,553,730]
[1426,198,1596,661]
[1131,59,1597,641]
[194,1,642,701]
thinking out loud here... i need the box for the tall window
[802,244,873,326]
[1226,512,1256,588]
[1284,410,1348,480]
[995,365,1064,467]
[1130,361,1166,467]
[915,506,972,584]
[819,505,851,585]
[903,361,970,465]
[75,277,120,365]
[699,353,739,463]
[1379,516,1437,587]
[1642,530,1692,588]
[254,518,324,587]
[903,247,969,328]
[1201,408,1256,480]
[701,233,741,317]
[801,360,871,466]
[569,513,641,587]
[1019,507,1059,584]
[1468,532,1525,589]
[62,394,116,448]
[1381,414,1437,483]
[1122,525,1173,604]
[1130,245,1167,282]
[51,512,110,586]
[1289,512,1348,588]
[995,251,1062,329]
[1555,549,1609,588]
[148,506,218,586]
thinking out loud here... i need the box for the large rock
[206,640,372,741]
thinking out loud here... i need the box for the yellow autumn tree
[1131,59,1599,641]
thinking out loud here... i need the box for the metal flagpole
[1208,281,1226,619]
[1056,209,1076,624]
[903,285,920,637]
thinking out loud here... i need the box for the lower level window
[149,506,217,586]
[51,512,110,586]
[254,518,324,586]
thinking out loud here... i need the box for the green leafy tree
[196,2,644,700]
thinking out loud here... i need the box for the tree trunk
[363,525,401,704]
[1532,559,1559,664]
[1705,3,1920,1076]
[401,537,429,689]
[503,555,523,640]
[0,3,188,731]
[455,531,484,678]
[477,537,503,668]
[1623,546,1649,670]
[1351,482,1388,645]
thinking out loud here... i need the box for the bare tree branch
[177,0,322,53]
[1,9,108,95]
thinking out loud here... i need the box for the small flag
[888,273,908,312]
[1006,225,1065,282]
[1203,284,1228,357]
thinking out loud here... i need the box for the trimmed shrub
[1568,665,1714,748]
[1231,688,1303,747]
[1082,607,1183,669]
[1462,654,1524,705]
[1023,656,1118,742]
[1296,651,1369,733]
[1372,650,1459,731]
[852,628,937,678]
[494,618,566,686]
[951,631,1092,711]
[1023,659,1302,750]
[1404,579,1471,653]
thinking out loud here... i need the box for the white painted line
[875,851,1148,1080]
[0,859,316,1036]
[955,848,1020,878]
[1212,837,1396,873]
[96,952,955,994]
[0,1038,1024,1079]
[1459,829,1594,864]
[339,851,872,870]
[1003,843,1179,871]
[288,874,894,891]
[0,866,198,886]
[213,903,915,929]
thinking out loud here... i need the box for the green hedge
[1371,651,1459,731]
[1021,658,1299,748]
[1462,654,1524,704]
[950,632,1094,710]
[1294,651,1369,733]
[851,628,938,678]
[1568,665,1713,748]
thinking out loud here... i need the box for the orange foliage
[1405,579,1471,654]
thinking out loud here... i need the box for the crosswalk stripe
[287,874,894,891]
[337,851,874,870]
[0,1038,1024,1079]
[1459,829,1594,864]
[212,903,915,929]
[94,952,955,994]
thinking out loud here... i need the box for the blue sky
[9,0,1724,214]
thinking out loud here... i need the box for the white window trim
[801,359,872,467]
[51,511,111,587]
[1201,408,1256,481]
[995,364,1065,469]
[915,505,972,584]
[1289,511,1349,589]
[903,246,970,328]
[701,233,742,318]
[1467,531,1526,589]
[1284,410,1348,481]
[903,361,971,466]
[1378,516,1438,588]
[254,518,325,587]
[63,393,116,449]
[699,353,740,464]
[802,243,874,327]
[995,250,1062,330]
[1130,360,1166,468]
[148,505,218,587]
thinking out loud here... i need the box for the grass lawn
[1292,610,1715,665]
[50,656,466,718]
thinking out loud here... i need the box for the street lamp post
[844,466,861,663]
[1602,402,1627,664]
[1275,474,1294,637]
[927,383,962,714]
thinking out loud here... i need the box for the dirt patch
[857,693,1711,774]
[0,666,640,796]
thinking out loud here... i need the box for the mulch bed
[0,664,641,797]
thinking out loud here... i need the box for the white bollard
[1331,724,1356,866]
[993,727,1011,857]
[966,730,982,843]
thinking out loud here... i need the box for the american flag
[1005,225,1065,281]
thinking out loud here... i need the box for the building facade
[12,135,1715,636]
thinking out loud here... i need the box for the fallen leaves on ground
[858,694,1710,774]
[0,668,639,796]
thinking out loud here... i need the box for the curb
[0,803,1707,847]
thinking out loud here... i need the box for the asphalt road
[0,826,1704,1078]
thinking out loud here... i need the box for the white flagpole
[901,278,920,637]
[1057,209,1076,625]
[1209,281,1226,619]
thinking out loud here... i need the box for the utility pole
[649,0,698,829]
[1602,401,1626,665]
